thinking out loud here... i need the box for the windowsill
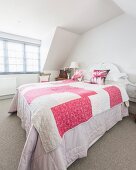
[0,72,40,75]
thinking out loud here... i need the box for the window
[0,38,40,73]
[25,45,40,72]
[0,41,4,72]
[8,42,24,72]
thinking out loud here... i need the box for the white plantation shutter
[0,32,41,73]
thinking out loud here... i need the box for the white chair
[39,73,51,83]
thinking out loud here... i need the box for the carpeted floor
[0,99,136,170]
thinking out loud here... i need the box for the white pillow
[106,72,128,81]
[82,70,91,81]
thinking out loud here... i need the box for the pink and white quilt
[10,80,129,153]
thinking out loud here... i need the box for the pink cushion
[71,70,84,81]
[90,70,110,85]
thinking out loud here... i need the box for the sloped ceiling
[43,27,79,70]
[0,0,124,73]
[113,0,136,18]
[0,0,123,39]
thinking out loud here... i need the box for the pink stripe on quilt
[51,97,92,137]
[104,86,122,107]
[24,85,97,104]
[24,88,55,104]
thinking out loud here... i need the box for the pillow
[107,72,128,81]
[71,70,84,81]
[90,70,110,85]
[82,70,91,81]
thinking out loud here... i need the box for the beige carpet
[0,99,136,170]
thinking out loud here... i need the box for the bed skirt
[18,103,128,170]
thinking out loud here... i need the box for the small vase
[67,73,70,79]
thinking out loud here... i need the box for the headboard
[89,63,127,81]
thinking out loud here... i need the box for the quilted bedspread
[10,80,129,153]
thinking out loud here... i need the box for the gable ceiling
[113,0,136,18]
[0,0,124,73]
[43,27,79,70]
[0,0,123,39]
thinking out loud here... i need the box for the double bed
[9,63,129,170]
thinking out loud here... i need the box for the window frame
[0,37,41,74]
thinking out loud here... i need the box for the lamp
[69,62,79,73]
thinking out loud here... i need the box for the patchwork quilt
[10,80,129,153]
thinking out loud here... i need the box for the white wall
[0,74,39,87]
[40,28,56,71]
[44,27,79,71]
[64,14,136,83]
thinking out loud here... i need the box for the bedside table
[126,84,136,122]
[55,77,67,81]
[129,101,136,123]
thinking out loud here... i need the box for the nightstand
[126,84,136,122]
[129,101,136,123]
[55,69,68,81]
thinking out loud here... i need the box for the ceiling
[113,0,136,18]
[0,0,123,39]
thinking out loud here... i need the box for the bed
[9,63,129,170]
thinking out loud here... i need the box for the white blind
[0,32,41,73]
[0,31,41,45]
